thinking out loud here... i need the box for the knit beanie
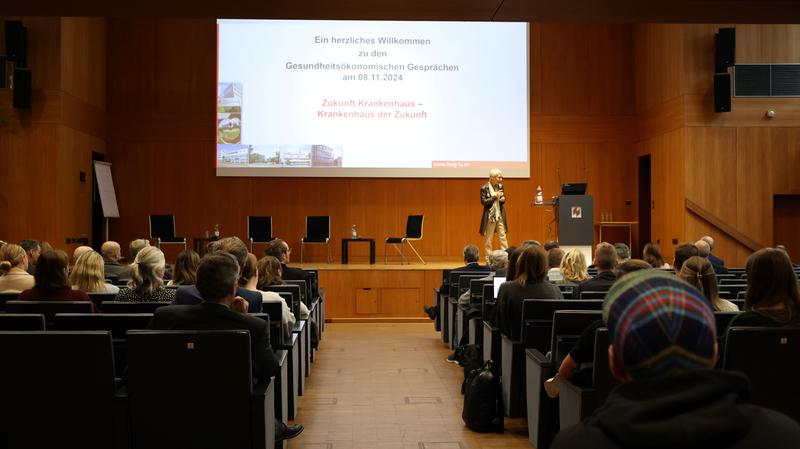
[603,270,717,379]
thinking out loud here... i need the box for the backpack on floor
[462,360,504,433]
[457,344,483,394]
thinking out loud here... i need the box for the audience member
[613,243,630,263]
[545,259,652,397]
[544,240,560,251]
[240,253,296,341]
[257,255,284,288]
[264,238,317,298]
[643,242,670,269]
[19,239,41,275]
[552,269,800,449]
[18,250,93,307]
[730,248,800,327]
[175,237,262,313]
[702,235,726,270]
[70,250,120,294]
[559,248,589,284]
[0,243,35,293]
[167,249,200,286]
[72,246,93,265]
[117,246,176,302]
[673,242,698,272]
[101,240,131,280]
[695,239,728,274]
[505,246,523,281]
[457,250,508,306]
[436,244,488,294]
[497,245,563,340]
[547,247,565,282]
[573,243,618,297]
[147,252,304,441]
[128,238,150,263]
[679,256,737,312]
[39,241,54,253]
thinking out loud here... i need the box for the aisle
[290,323,532,449]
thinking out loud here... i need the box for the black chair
[300,215,331,263]
[0,313,46,330]
[0,292,20,311]
[125,330,275,449]
[264,285,301,318]
[385,214,425,265]
[579,291,607,300]
[89,292,119,311]
[557,284,576,299]
[723,327,800,422]
[100,301,172,313]
[284,279,309,307]
[149,214,187,251]
[5,300,93,324]
[247,215,274,251]
[0,331,122,449]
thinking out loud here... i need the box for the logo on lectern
[571,206,583,219]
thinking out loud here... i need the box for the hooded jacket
[552,369,800,449]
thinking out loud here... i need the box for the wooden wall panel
[635,24,683,114]
[61,18,107,111]
[736,25,800,63]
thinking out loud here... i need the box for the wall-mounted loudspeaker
[715,27,735,73]
[13,67,32,108]
[4,20,27,67]
[714,73,731,113]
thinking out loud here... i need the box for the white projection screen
[216,19,530,178]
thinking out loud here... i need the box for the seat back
[251,313,282,349]
[481,283,496,323]
[469,278,493,305]
[54,313,153,338]
[0,292,20,311]
[591,328,619,400]
[248,215,273,243]
[88,292,118,310]
[0,314,46,330]
[723,327,800,422]
[5,300,93,322]
[579,291,607,300]
[149,214,176,240]
[449,269,488,299]
[714,312,739,337]
[458,274,485,297]
[550,310,602,365]
[265,285,301,317]
[557,283,576,299]
[405,215,424,239]
[521,299,604,353]
[305,215,330,240]
[127,330,253,449]
[0,331,116,449]
[259,302,285,345]
[284,279,309,306]
[100,301,172,313]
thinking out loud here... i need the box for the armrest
[251,379,275,449]
[527,348,552,368]
[559,378,596,430]
[113,387,130,449]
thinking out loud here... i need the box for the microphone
[497,182,504,191]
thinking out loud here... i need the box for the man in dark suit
[695,239,728,274]
[265,238,317,298]
[175,236,263,313]
[101,240,131,280]
[149,252,303,441]
[701,235,726,270]
[574,243,618,298]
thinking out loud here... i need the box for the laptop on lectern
[561,183,587,195]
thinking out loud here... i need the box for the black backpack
[457,344,483,394]
[462,360,504,433]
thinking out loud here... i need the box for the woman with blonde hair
[679,256,737,312]
[560,248,589,284]
[0,243,35,293]
[70,250,119,294]
[117,246,175,302]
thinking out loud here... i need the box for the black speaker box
[13,67,32,109]
[715,27,735,73]
[5,20,27,67]
[714,73,731,113]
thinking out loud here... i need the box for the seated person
[560,248,589,284]
[101,240,131,280]
[18,250,94,309]
[547,247,565,282]
[264,238,317,299]
[128,238,150,263]
[70,250,120,294]
[257,255,308,321]
[238,253,296,341]
[673,242,699,272]
[573,243,618,298]
[496,245,563,341]
[679,256,738,312]
[457,249,508,305]
[730,248,800,328]
[643,242,670,269]
[0,243,35,293]
[167,249,200,286]
[19,239,41,275]
[695,239,728,274]
[438,244,489,294]
[71,245,93,267]
[613,243,630,264]
[117,246,176,302]
[175,237,262,313]
[551,269,800,449]
[702,235,726,270]
[147,252,304,442]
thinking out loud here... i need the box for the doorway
[637,155,652,258]
[774,194,800,264]
[91,152,105,249]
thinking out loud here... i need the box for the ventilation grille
[734,64,800,97]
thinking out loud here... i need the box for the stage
[295,261,456,323]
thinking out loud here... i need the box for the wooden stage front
[295,261,457,323]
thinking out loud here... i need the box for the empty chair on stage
[149,214,187,251]
[301,216,331,263]
[385,214,425,265]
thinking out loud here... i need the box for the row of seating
[0,287,326,448]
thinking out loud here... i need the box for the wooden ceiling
[1,0,799,23]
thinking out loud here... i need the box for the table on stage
[341,238,376,264]
[596,221,638,249]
